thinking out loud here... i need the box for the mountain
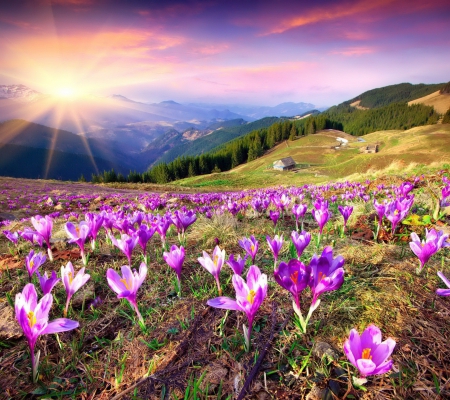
[151,117,280,166]
[0,84,45,103]
[0,143,118,181]
[187,101,320,119]
[135,118,249,169]
[0,119,132,172]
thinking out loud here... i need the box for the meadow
[171,124,450,190]
[0,171,449,400]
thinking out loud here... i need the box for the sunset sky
[0,0,449,107]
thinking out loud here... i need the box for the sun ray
[67,106,100,175]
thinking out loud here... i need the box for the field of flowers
[0,173,449,399]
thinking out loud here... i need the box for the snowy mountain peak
[0,84,44,103]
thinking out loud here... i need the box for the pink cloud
[330,46,377,56]
[231,0,450,37]
[0,15,38,30]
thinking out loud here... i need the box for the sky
[0,0,449,107]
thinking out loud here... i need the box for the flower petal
[41,318,79,335]
[207,297,242,311]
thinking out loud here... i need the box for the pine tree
[443,108,450,124]
[289,125,298,140]
[253,133,263,158]
[188,162,195,177]
[247,142,256,161]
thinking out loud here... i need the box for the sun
[56,87,76,98]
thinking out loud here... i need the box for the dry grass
[408,90,450,114]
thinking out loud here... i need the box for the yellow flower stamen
[213,255,219,266]
[68,271,73,284]
[27,311,37,328]
[247,289,256,304]
[250,244,255,252]
[29,260,34,269]
[362,348,372,360]
[120,278,131,290]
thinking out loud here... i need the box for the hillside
[169,124,450,189]
[344,82,445,108]
[0,143,118,180]
[408,90,450,114]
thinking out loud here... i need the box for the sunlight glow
[56,87,76,98]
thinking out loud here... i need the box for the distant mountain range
[1,81,446,181]
[187,101,325,119]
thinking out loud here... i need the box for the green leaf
[402,214,432,226]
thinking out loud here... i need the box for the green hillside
[344,82,446,108]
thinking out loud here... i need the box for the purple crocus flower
[106,263,147,323]
[198,245,226,295]
[31,215,54,261]
[152,216,173,248]
[172,210,197,242]
[309,246,345,308]
[85,212,104,251]
[15,284,79,382]
[436,271,450,296]
[239,235,259,264]
[291,231,311,259]
[3,230,18,245]
[36,270,61,295]
[441,185,450,207]
[274,259,311,314]
[291,204,307,231]
[18,227,43,247]
[397,181,414,197]
[207,265,267,351]
[113,217,133,234]
[269,210,280,228]
[338,205,353,229]
[130,211,144,227]
[343,324,396,378]
[385,196,414,234]
[25,250,47,281]
[312,205,331,235]
[226,254,248,276]
[61,261,91,316]
[409,229,449,272]
[136,224,156,265]
[109,232,139,266]
[251,198,263,214]
[227,201,239,216]
[163,245,185,295]
[65,221,91,266]
[266,234,284,265]
[373,199,387,225]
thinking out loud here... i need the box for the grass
[0,167,449,398]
